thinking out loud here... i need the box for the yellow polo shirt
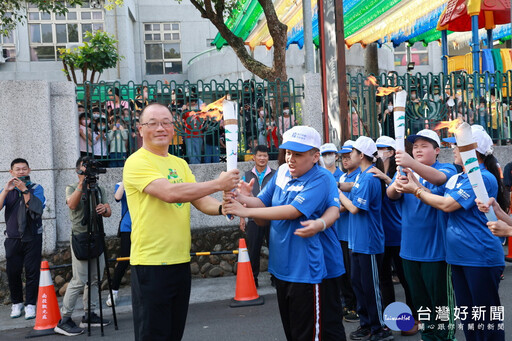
[123,148,196,265]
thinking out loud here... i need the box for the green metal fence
[76,79,304,166]
[347,71,512,144]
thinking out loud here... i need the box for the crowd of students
[224,122,509,341]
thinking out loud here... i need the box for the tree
[0,0,122,35]
[188,0,288,81]
[58,30,122,84]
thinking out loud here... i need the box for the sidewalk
[0,272,275,331]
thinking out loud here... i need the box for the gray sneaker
[54,317,84,336]
[79,312,111,328]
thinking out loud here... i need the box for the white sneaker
[25,304,36,320]
[10,303,24,318]
[106,292,118,307]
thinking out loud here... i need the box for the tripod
[80,174,118,336]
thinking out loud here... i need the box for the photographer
[54,156,111,336]
[0,158,45,320]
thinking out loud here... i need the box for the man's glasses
[141,120,173,129]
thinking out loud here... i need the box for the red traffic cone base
[230,238,264,308]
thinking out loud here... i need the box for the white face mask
[411,94,416,100]
[283,109,290,115]
[259,110,264,117]
[378,150,389,162]
[323,154,336,166]
[387,105,393,111]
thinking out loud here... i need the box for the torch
[436,120,497,222]
[393,90,408,175]
[223,98,238,221]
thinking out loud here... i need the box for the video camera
[77,158,106,181]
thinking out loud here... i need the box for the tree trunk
[364,43,379,76]
[189,0,287,81]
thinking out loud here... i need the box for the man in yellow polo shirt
[123,103,240,341]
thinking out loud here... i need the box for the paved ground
[2,261,512,340]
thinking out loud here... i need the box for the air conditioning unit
[90,0,103,9]
[0,45,5,64]
[65,43,84,50]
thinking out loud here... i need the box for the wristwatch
[22,189,29,194]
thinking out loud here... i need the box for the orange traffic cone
[230,238,265,307]
[26,261,61,338]
[506,237,512,262]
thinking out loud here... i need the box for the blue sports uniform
[444,165,504,341]
[347,165,386,334]
[349,165,384,254]
[258,163,341,284]
[336,168,360,243]
[115,182,132,232]
[391,160,458,341]
[397,161,457,261]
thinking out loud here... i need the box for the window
[394,42,429,67]
[144,22,182,75]
[1,30,16,62]
[27,1,104,61]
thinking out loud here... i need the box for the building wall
[0,1,443,83]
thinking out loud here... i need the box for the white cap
[375,136,396,149]
[279,126,321,152]
[320,143,338,154]
[406,129,441,147]
[338,140,354,154]
[471,125,494,155]
[353,136,377,158]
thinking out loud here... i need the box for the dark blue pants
[4,235,42,305]
[451,265,504,341]
[351,252,384,334]
[339,241,357,311]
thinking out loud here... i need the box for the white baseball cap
[320,143,338,154]
[444,125,494,155]
[353,136,377,158]
[279,126,321,152]
[407,129,441,148]
[375,136,396,149]
[338,140,354,154]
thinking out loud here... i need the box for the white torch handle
[393,90,407,174]
[455,122,497,222]
[223,100,238,221]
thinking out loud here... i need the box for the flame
[365,75,378,86]
[376,86,400,96]
[434,118,462,133]
[191,96,226,121]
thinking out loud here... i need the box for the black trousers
[112,232,131,290]
[339,241,357,311]
[131,263,191,341]
[245,220,269,279]
[321,276,347,341]
[351,252,385,334]
[380,245,416,315]
[275,277,321,341]
[4,235,42,305]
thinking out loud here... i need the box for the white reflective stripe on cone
[238,248,250,263]
[39,270,53,287]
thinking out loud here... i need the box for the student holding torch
[395,125,507,341]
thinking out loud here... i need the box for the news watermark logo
[383,302,415,332]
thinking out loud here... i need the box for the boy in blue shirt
[224,126,343,341]
[337,140,361,322]
[387,129,457,341]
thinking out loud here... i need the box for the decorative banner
[223,99,238,221]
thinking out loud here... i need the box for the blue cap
[338,147,353,154]
[442,137,457,144]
